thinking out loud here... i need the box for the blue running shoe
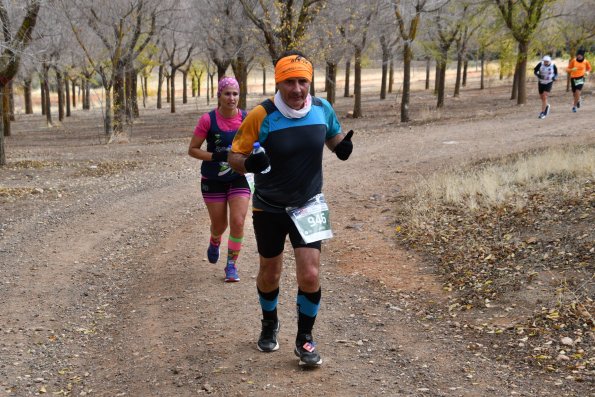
[207,243,220,264]
[224,264,240,282]
[572,106,577,113]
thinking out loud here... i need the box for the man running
[533,55,557,119]
[229,50,353,367]
[566,49,591,112]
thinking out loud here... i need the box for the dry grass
[396,145,594,375]
[408,145,595,219]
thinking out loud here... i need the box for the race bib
[286,193,333,243]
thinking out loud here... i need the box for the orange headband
[274,55,313,83]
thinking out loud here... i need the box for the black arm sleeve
[534,63,541,77]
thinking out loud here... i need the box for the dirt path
[1,86,593,396]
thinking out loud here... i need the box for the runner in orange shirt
[566,49,591,112]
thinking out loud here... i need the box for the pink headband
[217,77,240,97]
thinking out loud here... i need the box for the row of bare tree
[1,0,594,165]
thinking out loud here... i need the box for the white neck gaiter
[274,91,312,119]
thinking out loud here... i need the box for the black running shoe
[294,334,322,367]
[577,99,581,109]
[544,104,550,116]
[257,319,280,352]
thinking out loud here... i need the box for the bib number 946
[286,194,333,244]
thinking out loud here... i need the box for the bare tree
[340,1,378,118]
[376,5,399,100]
[392,0,447,122]
[0,0,41,165]
[64,0,158,142]
[238,0,326,64]
[493,0,553,105]
[453,2,485,97]
[163,37,193,113]
[310,2,350,105]
[428,6,462,109]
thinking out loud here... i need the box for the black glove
[212,151,228,162]
[244,151,270,173]
[334,130,354,161]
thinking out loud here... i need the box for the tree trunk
[8,82,14,121]
[125,68,133,122]
[480,51,485,90]
[231,55,249,110]
[24,78,33,114]
[56,70,64,122]
[71,79,76,108]
[182,70,188,104]
[197,73,201,97]
[210,74,214,98]
[310,70,315,95]
[84,79,90,110]
[380,45,389,100]
[112,66,126,135]
[344,59,351,97]
[170,68,176,113]
[516,41,528,105]
[43,65,52,126]
[3,84,11,136]
[326,61,336,105]
[129,68,139,118]
[157,65,163,109]
[511,64,519,100]
[388,58,394,94]
[434,62,441,95]
[425,58,431,90]
[40,76,46,115]
[166,76,171,103]
[353,47,362,118]
[216,62,228,81]
[380,58,388,100]
[462,59,468,87]
[65,76,71,117]
[104,87,112,136]
[206,71,210,106]
[192,74,197,97]
[400,42,412,122]
[437,58,447,108]
[454,52,463,97]
[142,75,148,108]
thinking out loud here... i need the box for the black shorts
[571,77,585,93]
[538,82,553,94]
[253,210,321,258]
[200,176,250,203]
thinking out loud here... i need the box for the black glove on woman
[212,151,228,162]
[244,151,270,173]
[334,130,354,161]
